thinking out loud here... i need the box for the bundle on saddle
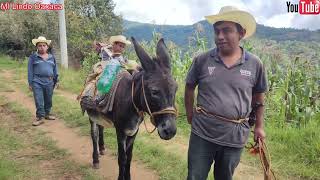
[77,52,139,121]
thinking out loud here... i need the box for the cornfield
[82,31,320,128]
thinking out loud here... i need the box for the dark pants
[32,82,53,118]
[187,133,243,180]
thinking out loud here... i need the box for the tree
[0,0,122,66]
[65,0,123,65]
[0,8,58,56]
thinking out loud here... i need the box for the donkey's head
[132,37,178,140]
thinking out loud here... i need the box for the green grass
[133,135,188,179]
[0,55,18,69]
[0,96,42,179]
[53,94,91,134]
[0,97,100,180]
[0,123,27,179]
[59,67,85,94]
[0,78,14,92]
[265,119,320,179]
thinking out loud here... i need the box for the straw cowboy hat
[32,36,51,46]
[109,35,131,45]
[205,6,256,39]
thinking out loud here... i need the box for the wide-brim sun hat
[205,6,256,39]
[109,35,131,45]
[32,36,51,46]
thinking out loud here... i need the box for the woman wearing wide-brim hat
[28,36,59,126]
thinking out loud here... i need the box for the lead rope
[131,76,156,133]
[258,138,276,180]
[141,76,157,133]
[247,137,276,180]
[132,74,178,134]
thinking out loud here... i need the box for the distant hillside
[123,20,205,47]
[123,20,320,47]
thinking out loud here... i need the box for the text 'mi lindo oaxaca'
[0,2,63,11]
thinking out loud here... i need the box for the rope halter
[131,74,178,133]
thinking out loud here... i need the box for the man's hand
[254,127,266,142]
[29,86,32,91]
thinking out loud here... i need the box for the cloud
[114,0,252,25]
[113,0,192,25]
[291,14,320,30]
[176,0,299,24]
[263,13,294,28]
[242,0,292,18]
[179,0,248,23]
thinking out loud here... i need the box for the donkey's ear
[131,37,154,71]
[156,38,171,71]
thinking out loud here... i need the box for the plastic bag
[97,59,121,94]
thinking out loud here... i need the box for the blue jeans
[32,82,54,118]
[187,133,243,180]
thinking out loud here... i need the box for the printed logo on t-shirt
[240,69,252,77]
[208,66,216,75]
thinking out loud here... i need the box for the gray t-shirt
[186,48,268,148]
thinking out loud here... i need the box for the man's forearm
[252,93,266,141]
[255,105,264,129]
[252,93,265,129]
[252,93,266,142]
[185,84,195,124]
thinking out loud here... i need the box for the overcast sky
[113,0,320,30]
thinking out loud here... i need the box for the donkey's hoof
[93,163,100,169]
[100,150,105,155]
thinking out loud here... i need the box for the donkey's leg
[90,119,100,169]
[98,124,106,155]
[124,131,138,180]
[116,128,127,180]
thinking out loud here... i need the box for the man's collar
[210,47,248,64]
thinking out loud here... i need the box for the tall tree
[65,0,123,63]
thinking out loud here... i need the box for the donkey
[83,37,178,180]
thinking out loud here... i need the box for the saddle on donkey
[78,57,139,122]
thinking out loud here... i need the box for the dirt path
[56,89,78,101]
[0,105,85,180]
[1,70,158,180]
[1,68,12,79]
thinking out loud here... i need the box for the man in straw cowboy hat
[108,35,140,71]
[109,35,131,48]
[93,35,131,61]
[28,36,58,126]
[184,6,268,180]
[91,35,137,70]
[78,35,138,104]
